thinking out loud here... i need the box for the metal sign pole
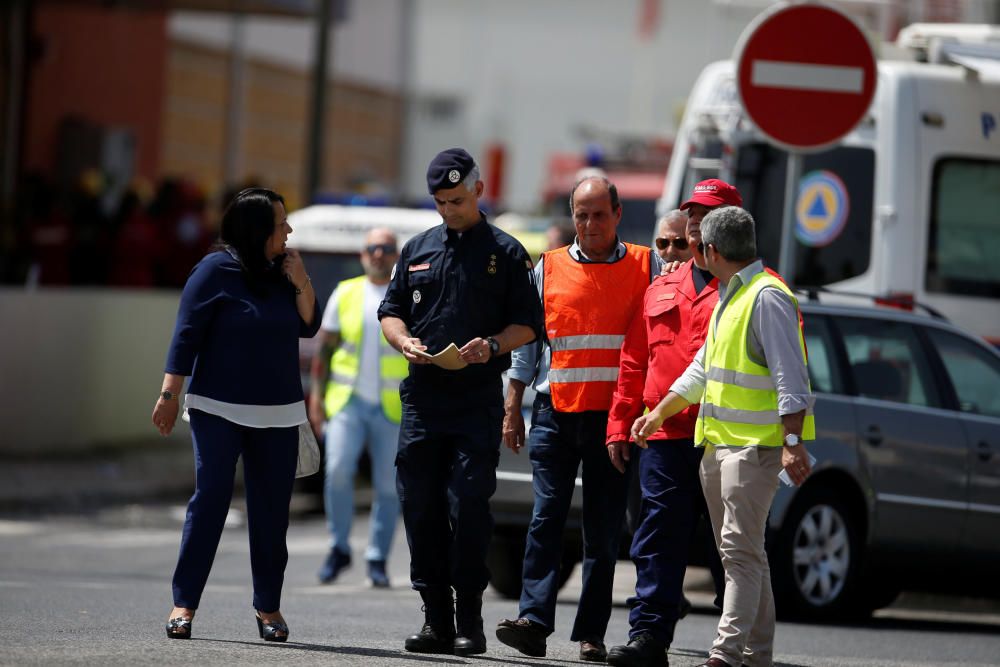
[777,151,802,283]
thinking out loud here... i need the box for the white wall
[0,289,190,454]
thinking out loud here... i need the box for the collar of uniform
[720,258,764,298]
[438,211,489,242]
[568,237,626,263]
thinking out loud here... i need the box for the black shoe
[165,616,192,639]
[255,613,289,643]
[454,592,486,656]
[404,590,455,654]
[317,547,351,584]
[405,623,456,654]
[580,639,608,662]
[496,617,547,658]
[367,559,390,588]
[607,633,668,666]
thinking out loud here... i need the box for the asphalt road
[2,503,999,666]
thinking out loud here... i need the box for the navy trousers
[628,438,722,645]
[172,410,298,613]
[519,393,632,641]
[395,403,503,594]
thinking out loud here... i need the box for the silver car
[489,300,1000,620]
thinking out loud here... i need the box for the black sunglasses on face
[365,243,397,255]
[654,237,689,251]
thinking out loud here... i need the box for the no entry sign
[734,2,876,152]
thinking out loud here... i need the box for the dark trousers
[395,403,503,594]
[519,393,632,641]
[628,439,723,645]
[172,410,298,612]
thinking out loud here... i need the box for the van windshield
[733,143,875,286]
[927,158,1000,298]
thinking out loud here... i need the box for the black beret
[427,148,476,194]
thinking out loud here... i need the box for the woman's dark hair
[219,187,285,291]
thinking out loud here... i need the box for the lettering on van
[984,112,997,140]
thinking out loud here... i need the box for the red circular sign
[734,3,877,152]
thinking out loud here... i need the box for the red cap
[679,178,743,210]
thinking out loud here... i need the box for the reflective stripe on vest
[324,276,406,424]
[694,271,816,448]
[543,243,651,412]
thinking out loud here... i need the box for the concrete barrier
[0,287,191,454]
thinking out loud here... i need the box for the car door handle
[977,441,993,463]
[864,425,883,446]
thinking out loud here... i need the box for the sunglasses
[364,243,397,255]
[654,237,689,251]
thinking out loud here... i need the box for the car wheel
[488,526,579,600]
[771,486,863,621]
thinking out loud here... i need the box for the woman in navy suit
[153,188,321,641]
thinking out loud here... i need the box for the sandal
[255,612,289,643]
[166,616,193,639]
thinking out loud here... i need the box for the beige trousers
[700,444,783,667]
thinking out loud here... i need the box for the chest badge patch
[408,263,430,272]
[488,254,497,275]
[657,292,676,301]
[412,289,422,304]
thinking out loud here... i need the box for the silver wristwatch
[784,433,801,447]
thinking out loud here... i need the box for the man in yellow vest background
[308,228,407,588]
[496,176,663,662]
[632,206,815,667]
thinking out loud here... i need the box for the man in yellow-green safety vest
[308,228,408,588]
[631,206,815,667]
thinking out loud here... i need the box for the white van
[660,24,1000,345]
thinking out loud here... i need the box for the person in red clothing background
[604,179,740,667]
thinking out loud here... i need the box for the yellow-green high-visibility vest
[694,270,816,448]
[324,276,406,424]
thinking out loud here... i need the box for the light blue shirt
[508,239,663,394]
[669,259,815,416]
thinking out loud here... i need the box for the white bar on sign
[751,60,864,93]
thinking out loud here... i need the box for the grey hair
[701,206,757,262]
[658,209,687,230]
[463,164,481,192]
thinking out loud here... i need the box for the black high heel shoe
[255,612,289,642]
[165,616,192,639]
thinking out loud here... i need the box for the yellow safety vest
[324,276,406,424]
[695,270,816,447]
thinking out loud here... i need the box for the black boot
[607,632,669,667]
[404,589,456,654]
[454,591,487,656]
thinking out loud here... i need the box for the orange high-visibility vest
[544,243,651,412]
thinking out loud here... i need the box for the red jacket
[606,260,717,443]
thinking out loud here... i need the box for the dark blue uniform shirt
[378,214,542,408]
[165,250,322,405]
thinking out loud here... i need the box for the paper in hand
[412,342,468,370]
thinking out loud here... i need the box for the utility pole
[304,0,333,206]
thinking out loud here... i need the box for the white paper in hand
[778,452,817,487]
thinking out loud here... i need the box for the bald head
[362,227,399,284]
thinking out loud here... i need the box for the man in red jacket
[604,179,741,666]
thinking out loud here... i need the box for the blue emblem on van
[795,170,849,247]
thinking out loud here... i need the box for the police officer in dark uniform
[378,148,542,656]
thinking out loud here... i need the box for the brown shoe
[496,617,547,658]
[580,639,608,662]
[696,658,733,667]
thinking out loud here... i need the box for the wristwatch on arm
[160,390,178,401]
[784,433,801,447]
[486,336,500,358]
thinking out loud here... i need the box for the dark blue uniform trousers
[172,410,298,613]
[395,403,504,594]
[519,393,632,641]
[628,438,722,645]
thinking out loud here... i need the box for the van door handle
[864,425,883,446]
[977,441,993,463]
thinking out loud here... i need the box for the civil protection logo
[795,170,849,247]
